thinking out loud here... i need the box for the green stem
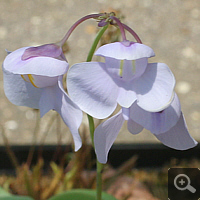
[96,161,103,200]
[86,25,108,62]
[87,115,95,146]
[86,25,108,200]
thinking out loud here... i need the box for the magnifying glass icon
[174,174,196,193]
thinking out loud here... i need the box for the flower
[2,44,82,151]
[94,93,198,163]
[67,41,175,119]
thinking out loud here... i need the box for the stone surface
[0,0,199,146]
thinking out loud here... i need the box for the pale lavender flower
[2,44,82,151]
[94,93,198,163]
[67,41,175,119]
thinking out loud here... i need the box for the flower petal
[104,58,148,81]
[57,77,83,152]
[121,107,144,135]
[30,75,59,88]
[95,41,155,60]
[3,47,68,76]
[122,107,130,120]
[155,113,198,150]
[39,76,82,151]
[116,81,137,108]
[3,66,41,108]
[135,63,175,112]
[130,93,181,134]
[94,110,125,163]
[104,57,148,108]
[39,86,55,118]
[127,119,144,134]
[67,62,118,119]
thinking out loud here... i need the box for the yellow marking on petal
[21,75,29,82]
[28,74,39,88]
[119,60,124,77]
[132,60,136,74]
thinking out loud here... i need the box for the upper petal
[3,47,68,76]
[105,57,148,81]
[3,66,41,109]
[94,110,125,163]
[155,113,198,150]
[135,62,175,112]
[95,41,155,60]
[67,62,118,119]
[129,93,181,134]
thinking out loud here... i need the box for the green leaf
[0,188,34,200]
[48,189,117,200]
[0,187,12,197]
[0,196,34,200]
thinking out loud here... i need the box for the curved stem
[58,13,103,46]
[110,16,127,41]
[122,23,142,43]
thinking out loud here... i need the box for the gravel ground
[0,0,200,147]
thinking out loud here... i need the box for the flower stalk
[122,23,142,43]
[109,16,127,41]
[58,13,104,47]
[86,25,109,200]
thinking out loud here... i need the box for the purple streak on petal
[94,110,125,163]
[21,44,63,60]
[4,47,68,76]
[39,76,82,151]
[130,93,181,134]
[95,42,155,60]
[135,63,175,112]
[155,113,198,150]
[3,66,41,108]
[67,62,118,119]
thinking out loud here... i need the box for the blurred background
[0,1,200,199]
[0,0,199,147]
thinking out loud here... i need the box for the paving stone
[0,0,199,146]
